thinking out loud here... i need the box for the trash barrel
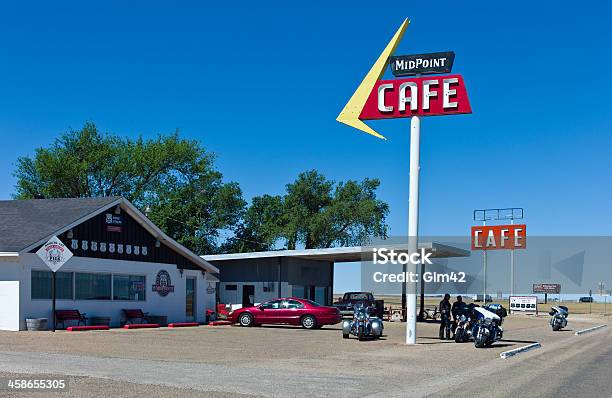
[25,318,48,331]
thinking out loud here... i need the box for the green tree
[227,170,389,252]
[14,122,245,254]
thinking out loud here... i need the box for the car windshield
[344,293,371,300]
[303,299,321,307]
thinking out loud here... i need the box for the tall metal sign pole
[36,236,73,332]
[406,114,420,343]
[337,19,472,344]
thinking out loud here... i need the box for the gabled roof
[0,197,218,273]
[0,197,119,252]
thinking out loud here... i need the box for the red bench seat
[55,309,87,329]
[122,309,149,325]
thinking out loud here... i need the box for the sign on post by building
[36,236,73,332]
[509,295,538,314]
[36,236,73,272]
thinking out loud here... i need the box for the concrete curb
[574,324,607,335]
[500,343,541,359]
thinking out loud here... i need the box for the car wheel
[343,333,349,339]
[239,313,253,327]
[301,315,317,329]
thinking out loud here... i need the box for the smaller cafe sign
[152,270,174,296]
[36,235,73,272]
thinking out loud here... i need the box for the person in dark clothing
[439,293,452,340]
[451,295,466,336]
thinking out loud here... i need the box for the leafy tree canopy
[226,170,389,251]
[14,122,245,254]
[14,123,389,254]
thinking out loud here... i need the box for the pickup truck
[333,292,384,319]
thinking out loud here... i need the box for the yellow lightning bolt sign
[336,19,409,140]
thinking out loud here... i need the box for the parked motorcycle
[342,303,383,340]
[549,305,569,331]
[454,303,478,343]
[471,304,506,348]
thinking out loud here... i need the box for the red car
[229,297,342,329]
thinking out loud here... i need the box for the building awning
[202,242,470,263]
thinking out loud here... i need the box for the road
[0,318,608,397]
[433,325,611,397]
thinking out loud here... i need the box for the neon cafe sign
[336,20,471,139]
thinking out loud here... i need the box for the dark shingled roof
[0,197,121,252]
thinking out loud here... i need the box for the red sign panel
[471,224,526,250]
[360,74,471,120]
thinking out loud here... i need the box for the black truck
[334,292,384,319]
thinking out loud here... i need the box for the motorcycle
[471,304,506,348]
[454,303,478,343]
[549,305,569,331]
[342,303,383,340]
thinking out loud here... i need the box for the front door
[242,285,255,307]
[186,277,196,321]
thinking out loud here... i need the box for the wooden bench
[122,309,149,325]
[55,309,87,329]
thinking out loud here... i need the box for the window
[31,270,73,300]
[344,292,372,301]
[225,284,237,291]
[75,273,111,300]
[113,275,146,301]
[283,300,304,309]
[291,285,305,299]
[303,299,322,307]
[260,299,283,309]
[314,287,327,305]
[263,281,275,292]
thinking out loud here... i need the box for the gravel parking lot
[0,314,606,397]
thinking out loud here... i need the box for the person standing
[439,293,452,340]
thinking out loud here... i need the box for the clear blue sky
[0,2,609,291]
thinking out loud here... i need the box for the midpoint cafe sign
[336,19,471,139]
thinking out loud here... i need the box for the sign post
[36,236,73,332]
[336,19,472,344]
[406,114,420,341]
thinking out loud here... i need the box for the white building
[0,197,218,331]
